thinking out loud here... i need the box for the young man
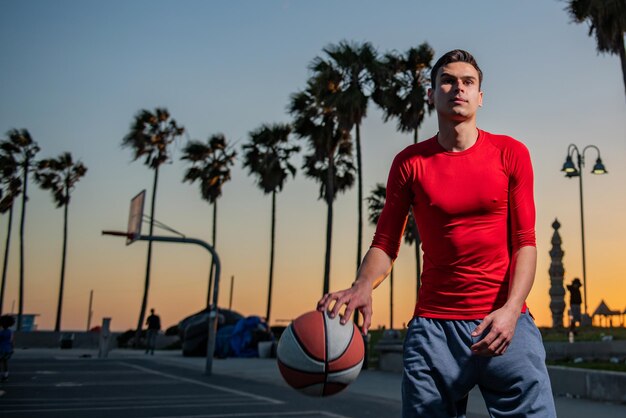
[317,50,556,417]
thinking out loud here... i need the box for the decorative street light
[561,144,608,321]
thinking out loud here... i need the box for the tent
[591,300,621,327]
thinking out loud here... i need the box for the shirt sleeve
[370,152,414,260]
[507,141,536,252]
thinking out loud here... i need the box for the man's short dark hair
[430,49,483,89]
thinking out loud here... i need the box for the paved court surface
[1,349,626,417]
[0,353,401,418]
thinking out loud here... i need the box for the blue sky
[1,0,625,331]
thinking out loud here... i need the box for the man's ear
[478,90,483,107]
[427,88,434,105]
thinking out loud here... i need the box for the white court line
[11,371,142,375]
[4,394,229,402]
[1,400,264,410]
[4,380,175,387]
[149,412,352,418]
[0,397,243,408]
[0,401,272,414]
[121,362,283,405]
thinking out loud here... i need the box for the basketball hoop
[126,190,145,244]
[100,190,223,376]
[101,230,134,240]
[101,190,145,244]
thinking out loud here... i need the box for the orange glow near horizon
[1,1,624,337]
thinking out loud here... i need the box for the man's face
[428,62,483,121]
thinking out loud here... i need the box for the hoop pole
[102,231,220,376]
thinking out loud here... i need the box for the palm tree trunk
[412,128,422,299]
[266,190,276,323]
[17,158,29,331]
[135,166,159,347]
[390,266,394,329]
[54,200,69,332]
[323,155,335,295]
[412,221,421,301]
[355,123,363,270]
[619,36,626,99]
[207,201,217,308]
[353,123,364,326]
[0,206,13,315]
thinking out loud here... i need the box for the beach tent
[591,300,621,327]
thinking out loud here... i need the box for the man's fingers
[362,312,371,335]
[341,305,354,325]
[329,294,350,319]
[316,294,330,311]
[472,316,492,337]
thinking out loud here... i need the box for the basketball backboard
[127,190,145,245]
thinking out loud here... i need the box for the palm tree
[34,152,87,332]
[366,184,394,329]
[181,134,236,307]
[289,74,356,295]
[372,43,435,144]
[566,0,626,98]
[310,41,378,275]
[372,43,435,298]
[122,108,185,346]
[2,129,39,330]
[0,144,21,315]
[242,123,300,324]
[366,183,420,325]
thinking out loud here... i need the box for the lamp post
[561,144,607,319]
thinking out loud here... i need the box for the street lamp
[561,144,608,320]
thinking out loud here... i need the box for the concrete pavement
[8,348,626,417]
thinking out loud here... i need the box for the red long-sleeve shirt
[371,129,536,319]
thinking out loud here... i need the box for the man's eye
[464,79,474,85]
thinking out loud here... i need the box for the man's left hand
[470,306,521,356]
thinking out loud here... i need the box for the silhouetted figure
[567,278,582,326]
[145,308,161,355]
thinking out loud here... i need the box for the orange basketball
[277,310,364,396]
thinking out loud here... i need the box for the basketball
[276,310,365,396]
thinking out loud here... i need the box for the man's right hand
[317,280,374,334]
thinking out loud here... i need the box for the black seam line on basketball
[277,359,328,390]
[276,359,325,376]
[329,322,355,370]
[323,312,329,394]
[289,323,322,362]
[277,359,362,383]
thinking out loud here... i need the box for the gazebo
[591,300,621,327]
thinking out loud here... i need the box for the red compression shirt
[371,129,536,319]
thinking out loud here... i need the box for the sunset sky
[1,0,625,332]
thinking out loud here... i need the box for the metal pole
[229,275,234,310]
[134,234,220,376]
[577,155,588,317]
[87,290,93,331]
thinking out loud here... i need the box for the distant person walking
[0,315,15,382]
[567,278,583,326]
[145,308,161,355]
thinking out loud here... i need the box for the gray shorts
[402,310,556,418]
